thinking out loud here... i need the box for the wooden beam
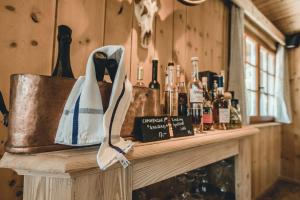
[232,0,286,45]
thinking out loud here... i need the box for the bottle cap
[168,61,174,66]
[58,25,72,42]
[191,57,199,61]
[152,57,159,61]
[224,92,232,99]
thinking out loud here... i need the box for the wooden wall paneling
[251,125,282,199]
[173,0,187,69]
[55,0,106,77]
[0,1,57,199]
[154,0,174,103]
[282,47,300,181]
[104,0,133,78]
[185,3,204,80]
[130,2,156,85]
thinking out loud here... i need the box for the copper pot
[6,74,160,154]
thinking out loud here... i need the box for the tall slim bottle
[52,25,74,78]
[136,64,145,87]
[164,62,177,116]
[178,70,188,116]
[149,58,160,89]
[188,57,204,133]
[149,58,161,115]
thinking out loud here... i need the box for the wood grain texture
[282,47,300,182]
[251,124,282,199]
[23,176,72,200]
[253,0,300,34]
[235,137,251,200]
[0,127,259,176]
[0,1,57,199]
[133,140,239,190]
[73,166,132,200]
[55,0,106,77]
[104,0,133,77]
[232,0,285,45]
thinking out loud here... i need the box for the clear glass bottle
[178,70,188,116]
[202,77,214,131]
[164,62,178,116]
[227,96,242,129]
[136,64,145,87]
[212,75,229,130]
[188,57,204,133]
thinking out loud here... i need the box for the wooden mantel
[0,126,259,200]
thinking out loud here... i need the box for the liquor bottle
[136,64,145,87]
[149,58,161,116]
[176,65,181,89]
[202,77,213,131]
[227,94,242,129]
[188,57,204,133]
[212,75,230,130]
[178,70,188,116]
[93,52,107,82]
[149,58,160,89]
[52,25,74,78]
[164,62,178,116]
[0,91,9,127]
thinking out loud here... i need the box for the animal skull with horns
[134,0,158,48]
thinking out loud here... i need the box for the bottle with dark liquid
[178,70,188,116]
[149,58,160,89]
[52,25,74,78]
[149,58,161,116]
[0,91,9,127]
[202,77,213,131]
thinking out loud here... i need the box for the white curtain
[274,45,293,123]
[227,4,249,125]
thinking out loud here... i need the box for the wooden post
[235,137,252,200]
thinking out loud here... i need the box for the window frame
[244,31,276,124]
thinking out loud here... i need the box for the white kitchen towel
[55,45,133,170]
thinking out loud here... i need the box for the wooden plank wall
[251,124,282,199]
[282,47,300,182]
[0,0,228,199]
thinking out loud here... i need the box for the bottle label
[203,107,213,124]
[189,88,204,103]
[219,108,230,123]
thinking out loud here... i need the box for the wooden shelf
[0,126,259,176]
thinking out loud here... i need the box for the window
[244,34,276,122]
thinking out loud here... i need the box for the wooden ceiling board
[252,0,300,34]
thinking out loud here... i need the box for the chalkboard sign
[133,116,170,142]
[170,116,194,138]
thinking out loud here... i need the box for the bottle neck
[152,62,158,82]
[192,62,199,80]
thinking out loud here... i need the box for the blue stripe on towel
[72,95,81,144]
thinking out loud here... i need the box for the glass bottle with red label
[202,77,214,131]
[187,57,203,133]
